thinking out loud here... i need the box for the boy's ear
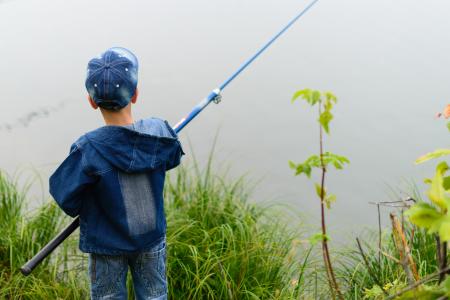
[88,95,98,110]
[131,88,138,104]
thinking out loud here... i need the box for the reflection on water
[0,101,67,132]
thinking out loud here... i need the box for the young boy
[49,47,184,300]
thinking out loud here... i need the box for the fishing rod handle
[20,217,80,276]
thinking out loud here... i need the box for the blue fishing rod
[20,0,319,276]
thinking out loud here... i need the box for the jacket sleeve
[165,140,185,171]
[49,144,96,217]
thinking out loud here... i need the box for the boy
[49,47,184,300]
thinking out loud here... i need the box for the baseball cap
[85,47,139,111]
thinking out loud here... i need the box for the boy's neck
[100,107,134,126]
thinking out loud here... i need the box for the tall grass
[0,161,310,299]
[0,171,88,299]
[337,223,439,298]
[164,163,308,299]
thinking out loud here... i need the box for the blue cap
[85,47,139,111]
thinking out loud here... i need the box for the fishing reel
[213,93,222,104]
[212,88,222,104]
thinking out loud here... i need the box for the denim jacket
[49,118,184,255]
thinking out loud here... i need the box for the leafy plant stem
[318,105,343,300]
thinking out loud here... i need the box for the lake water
[1,0,449,239]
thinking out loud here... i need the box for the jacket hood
[85,118,182,173]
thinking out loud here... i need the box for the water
[1,0,449,238]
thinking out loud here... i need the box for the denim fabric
[89,237,167,300]
[49,118,184,254]
[86,47,139,111]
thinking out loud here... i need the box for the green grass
[0,171,88,299]
[337,223,440,299]
[164,163,308,299]
[3,162,445,299]
[0,161,310,299]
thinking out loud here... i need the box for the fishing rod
[20,0,320,276]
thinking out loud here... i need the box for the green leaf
[321,152,350,170]
[415,149,450,164]
[291,89,312,104]
[440,276,450,292]
[324,91,337,104]
[324,194,336,209]
[363,286,384,299]
[396,288,444,300]
[288,160,297,170]
[447,121,450,132]
[405,202,442,229]
[439,220,450,242]
[426,162,450,210]
[311,90,321,105]
[319,110,333,134]
[290,155,325,178]
[324,98,334,112]
[308,233,329,246]
[290,161,313,178]
[314,183,323,198]
[444,176,450,190]
[429,215,447,234]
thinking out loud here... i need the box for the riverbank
[0,164,444,299]
[0,164,309,299]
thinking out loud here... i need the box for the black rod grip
[20,217,80,276]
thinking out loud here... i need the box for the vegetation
[337,104,450,299]
[0,161,310,299]
[290,89,349,299]
[1,100,450,299]
[0,171,87,299]
[164,159,308,299]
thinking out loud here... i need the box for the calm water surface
[1,0,449,238]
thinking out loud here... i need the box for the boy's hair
[85,47,139,111]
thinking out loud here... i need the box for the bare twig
[437,235,443,283]
[436,235,449,284]
[369,197,416,208]
[390,213,419,284]
[377,203,382,265]
[443,241,448,279]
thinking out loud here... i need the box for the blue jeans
[88,238,167,300]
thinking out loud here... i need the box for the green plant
[164,160,308,299]
[389,111,450,298]
[1,162,309,299]
[0,171,88,300]
[289,89,349,299]
[337,224,439,299]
